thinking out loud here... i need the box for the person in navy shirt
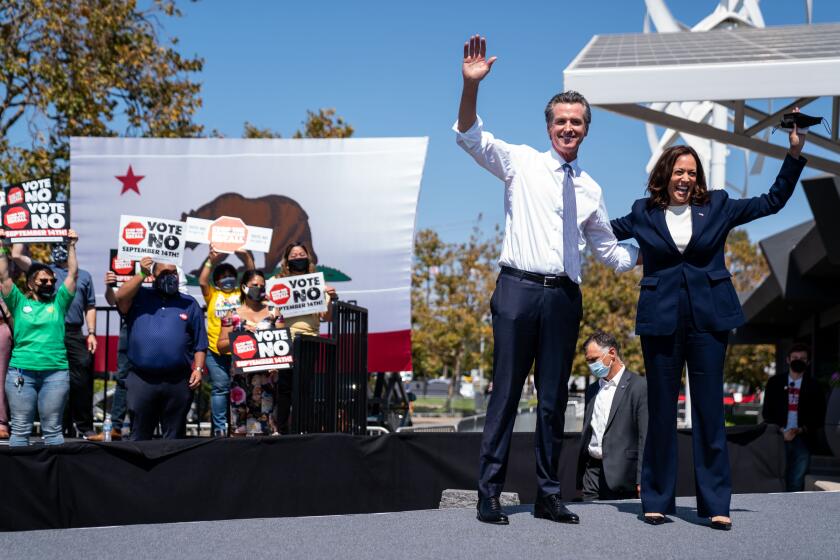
[610,110,807,531]
[116,257,207,441]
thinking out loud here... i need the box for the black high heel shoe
[710,517,732,531]
[643,513,666,525]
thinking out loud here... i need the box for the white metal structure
[564,8,840,180]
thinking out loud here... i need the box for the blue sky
[165,1,840,247]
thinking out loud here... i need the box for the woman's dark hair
[26,263,56,297]
[212,263,237,286]
[239,269,266,299]
[646,145,710,209]
[279,241,317,277]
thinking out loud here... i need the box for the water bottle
[103,414,112,442]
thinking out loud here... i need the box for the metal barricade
[291,301,368,434]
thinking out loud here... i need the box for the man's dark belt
[500,266,576,288]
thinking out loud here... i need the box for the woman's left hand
[326,286,338,301]
[788,107,806,158]
[67,229,78,246]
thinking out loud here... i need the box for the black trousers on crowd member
[125,368,192,441]
[63,327,94,437]
[640,286,731,518]
[478,268,582,499]
[276,369,293,435]
[581,458,637,501]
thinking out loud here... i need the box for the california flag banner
[70,136,427,372]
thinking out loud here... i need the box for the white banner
[71,136,427,371]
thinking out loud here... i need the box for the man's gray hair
[582,329,622,359]
[544,90,592,130]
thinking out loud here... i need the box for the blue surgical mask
[218,276,238,292]
[587,352,613,379]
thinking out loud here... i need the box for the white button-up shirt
[587,366,626,459]
[454,116,638,281]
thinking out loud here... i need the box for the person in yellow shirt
[199,244,254,436]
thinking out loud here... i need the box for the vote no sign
[117,215,186,265]
[1,177,70,243]
[266,272,328,318]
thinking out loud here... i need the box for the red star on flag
[116,165,144,195]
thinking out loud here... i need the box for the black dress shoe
[643,514,667,525]
[710,518,732,531]
[533,494,580,524]
[476,496,509,525]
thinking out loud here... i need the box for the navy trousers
[126,368,192,441]
[640,286,731,517]
[478,269,582,498]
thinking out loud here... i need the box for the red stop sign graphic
[7,187,24,206]
[111,256,134,275]
[269,283,291,305]
[233,335,257,359]
[122,221,147,245]
[208,216,249,253]
[3,206,30,230]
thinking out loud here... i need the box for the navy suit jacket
[611,154,806,336]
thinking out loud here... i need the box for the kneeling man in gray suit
[577,330,648,501]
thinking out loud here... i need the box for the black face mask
[154,274,179,297]
[245,286,265,301]
[288,257,309,273]
[51,245,68,265]
[36,284,55,299]
[790,359,808,374]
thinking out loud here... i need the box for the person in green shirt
[0,230,78,446]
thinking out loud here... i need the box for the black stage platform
[0,425,784,531]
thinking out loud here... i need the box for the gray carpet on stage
[2,492,838,559]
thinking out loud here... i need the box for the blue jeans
[206,351,231,434]
[785,435,811,492]
[110,325,130,431]
[5,368,69,447]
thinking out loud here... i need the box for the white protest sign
[184,215,272,253]
[266,272,328,318]
[117,215,185,265]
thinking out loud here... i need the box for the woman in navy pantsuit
[611,113,807,530]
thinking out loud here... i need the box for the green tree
[576,253,643,378]
[723,229,775,389]
[0,0,203,188]
[240,108,354,139]
[411,220,501,408]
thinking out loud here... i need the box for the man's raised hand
[463,35,496,83]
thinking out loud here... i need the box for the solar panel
[571,23,840,69]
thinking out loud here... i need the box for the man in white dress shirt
[454,35,639,525]
[577,331,647,501]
